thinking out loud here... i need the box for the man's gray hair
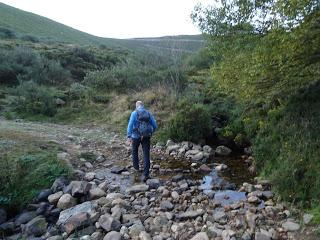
[136,101,144,109]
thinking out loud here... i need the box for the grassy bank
[0,130,71,214]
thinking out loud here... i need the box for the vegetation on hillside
[186,0,320,208]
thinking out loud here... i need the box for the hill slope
[0,3,204,52]
[0,2,120,47]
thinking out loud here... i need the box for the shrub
[0,146,70,213]
[0,27,16,39]
[11,81,57,117]
[254,81,320,204]
[68,83,92,101]
[164,103,212,143]
[20,35,40,43]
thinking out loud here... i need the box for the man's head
[136,101,144,109]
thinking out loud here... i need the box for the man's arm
[127,111,136,138]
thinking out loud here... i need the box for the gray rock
[146,178,160,189]
[221,229,236,239]
[199,164,211,172]
[215,146,232,156]
[89,188,106,200]
[111,166,126,174]
[215,164,228,171]
[55,98,66,106]
[84,172,96,181]
[213,211,227,222]
[203,145,212,153]
[61,212,91,235]
[139,231,152,240]
[171,191,179,199]
[166,139,175,147]
[47,236,63,240]
[48,191,63,205]
[25,216,47,237]
[176,210,204,220]
[303,214,313,225]
[104,231,121,240]
[129,223,145,238]
[191,152,204,161]
[282,220,300,231]
[160,200,174,211]
[57,194,77,210]
[247,196,261,204]
[15,211,37,225]
[255,230,272,240]
[126,184,149,194]
[167,144,180,154]
[122,214,139,224]
[106,193,124,201]
[0,222,15,234]
[190,232,209,240]
[51,177,69,193]
[99,214,121,232]
[246,211,257,229]
[57,201,94,226]
[207,226,222,238]
[68,181,92,197]
[0,208,6,224]
[91,231,104,240]
[96,155,106,163]
[37,189,52,202]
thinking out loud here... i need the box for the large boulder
[24,216,47,237]
[37,189,52,202]
[99,214,121,232]
[215,146,232,156]
[51,177,70,193]
[15,211,37,225]
[57,201,95,227]
[62,212,91,235]
[57,194,77,210]
[190,152,204,161]
[282,220,300,231]
[48,191,64,205]
[89,188,106,200]
[67,181,92,197]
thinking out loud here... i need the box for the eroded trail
[0,119,316,240]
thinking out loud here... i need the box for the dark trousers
[132,137,150,177]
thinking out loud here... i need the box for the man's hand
[126,137,132,145]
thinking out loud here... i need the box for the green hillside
[0,2,203,52]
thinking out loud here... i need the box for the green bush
[11,81,57,117]
[0,146,70,212]
[0,27,16,39]
[254,81,320,204]
[164,103,212,143]
[68,83,92,101]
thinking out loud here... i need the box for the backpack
[136,109,153,137]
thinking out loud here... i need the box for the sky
[1,0,211,39]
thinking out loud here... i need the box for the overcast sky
[1,0,211,39]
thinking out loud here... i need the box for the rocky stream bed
[0,120,317,240]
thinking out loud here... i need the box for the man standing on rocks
[127,101,157,182]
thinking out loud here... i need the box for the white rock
[282,220,300,231]
[57,194,77,210]
[303,214,313,225]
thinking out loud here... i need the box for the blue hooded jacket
[127,106,157,139]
